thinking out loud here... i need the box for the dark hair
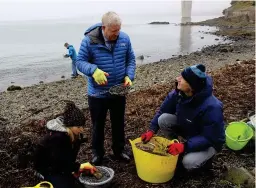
[64,42,69,47]
[62,101,85,127]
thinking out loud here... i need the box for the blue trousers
[72,60,78,76]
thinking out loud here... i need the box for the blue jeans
[72,60,78,76]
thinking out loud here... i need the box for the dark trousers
[44,174,83,188]
[88,96,126,156]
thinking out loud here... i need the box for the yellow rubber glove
[124,76,132,86]
[80,162,97,174]
[73,162,97,178]
[92,68,109,85]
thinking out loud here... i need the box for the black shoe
[114,152,130,162]
[203,157,213,170]
[71,74,78,79]
[91,155,103,165]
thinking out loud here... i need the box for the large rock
[149,21,170,24]
[7,85,22,91]
[224,167,255,188]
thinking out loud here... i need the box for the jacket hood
[195,75,213,98]
[67,45,73,49]
[46,117,67,133]
[84,23,104,45]
[84,23,102,36]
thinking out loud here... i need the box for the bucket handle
[240,118,248,122]
[21,181,53,188]
[225,130,252,142]
[171,139,179,143]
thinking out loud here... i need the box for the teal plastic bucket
[225,122,254,150]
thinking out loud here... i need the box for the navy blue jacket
[76,23,136,97]
[150,76,225,152]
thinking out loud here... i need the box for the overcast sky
[0,0,231,22]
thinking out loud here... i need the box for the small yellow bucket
[129,137,179,183]
[21,181,53,188]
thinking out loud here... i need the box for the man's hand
[124,76,132,86]
[167,143,184,155]
[63,54,69,58]
[141,130,154,143]
[92,68,109,85]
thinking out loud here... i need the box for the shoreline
[0,24,226,92]
[0,37,254,127]
[1,12,255,126]
[0,33,244,93]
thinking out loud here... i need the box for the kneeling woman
[34,101,96,188]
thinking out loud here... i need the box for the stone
[220,48,229,53]
[7,85,22,91]
[224,167,255,188]
[137,55,144,60]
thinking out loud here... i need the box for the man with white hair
[76,11,136,165]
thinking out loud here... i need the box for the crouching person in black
[34,101,96,188]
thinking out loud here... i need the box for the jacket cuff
[90,66,98,76]
[148,129,155,134]
[73,162,81,173]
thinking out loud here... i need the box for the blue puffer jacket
[67,45,77,61]
[150,76,225,152]
[76,23,136,97]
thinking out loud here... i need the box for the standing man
[76,11,136,165]
[64,42,78,78]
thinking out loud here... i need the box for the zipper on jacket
[112,48,117,84]
[99,44,117,85]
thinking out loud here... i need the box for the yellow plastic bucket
[129,137,179,183]
[21,181,53,188]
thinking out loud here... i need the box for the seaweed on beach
[0,60,255,188]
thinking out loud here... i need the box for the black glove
[79,133,88,144]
